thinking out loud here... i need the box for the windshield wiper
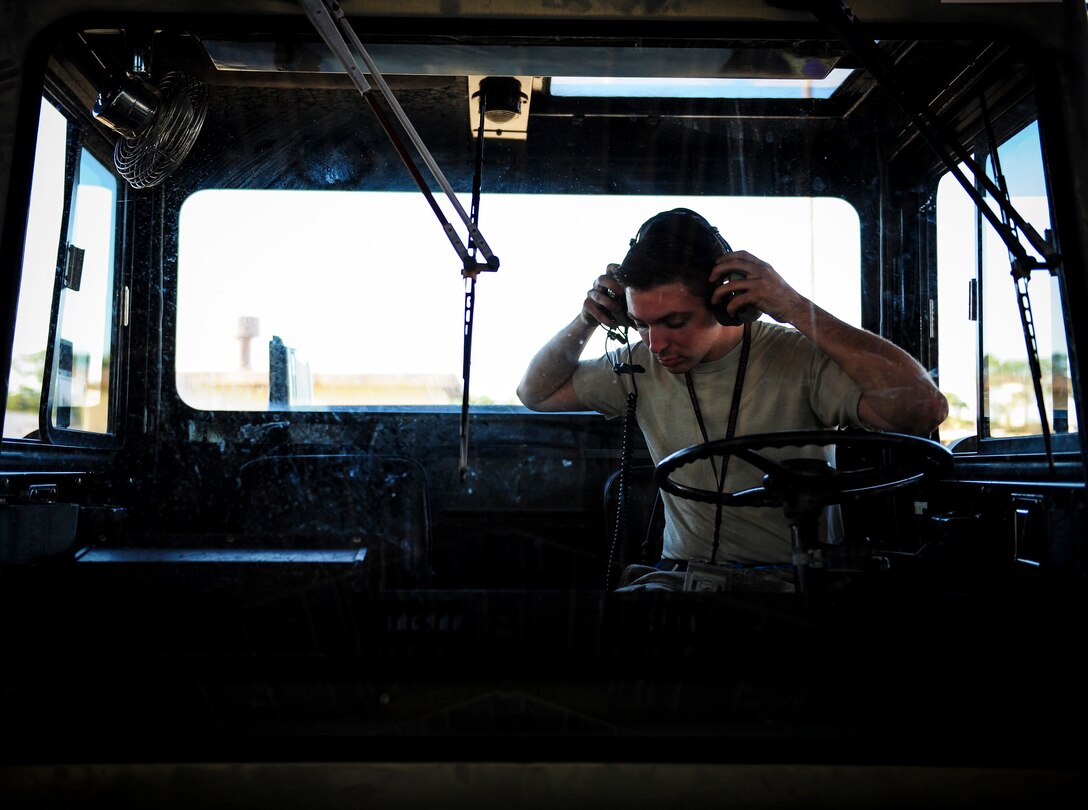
[979,94,1057,475]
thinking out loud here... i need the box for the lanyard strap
[684,321,752,458]
[683,321,752,562]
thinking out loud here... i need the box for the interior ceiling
[77,25,865,84]
[70,25,998,109]
[63,23,1028,180]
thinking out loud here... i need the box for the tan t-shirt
[573,321,865,564]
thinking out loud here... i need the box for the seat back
[603,463,665,569]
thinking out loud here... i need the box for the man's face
[626,281,735,373]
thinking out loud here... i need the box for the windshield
[177,191,861,409]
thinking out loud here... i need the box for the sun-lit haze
[5,101,1073,446]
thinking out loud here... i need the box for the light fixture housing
[468,75,534,140]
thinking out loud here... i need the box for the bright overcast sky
[176,191,862,404]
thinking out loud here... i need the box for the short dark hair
[614,209,727,300]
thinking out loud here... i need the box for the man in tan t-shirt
[517,209,948,582]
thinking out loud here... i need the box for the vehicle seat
[603,463,665,570]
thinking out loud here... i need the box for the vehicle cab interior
[1,0,1086,804]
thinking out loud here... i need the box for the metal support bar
[459,89,489,480]
[299,0,499,274]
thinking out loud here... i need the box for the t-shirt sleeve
[572,351,634,419]
[808,348,866,428]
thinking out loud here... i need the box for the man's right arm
[517,269,626,412]
[515,314,599,412]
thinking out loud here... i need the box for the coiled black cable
[605,389,639,591]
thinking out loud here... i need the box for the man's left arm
[711,251,949,435]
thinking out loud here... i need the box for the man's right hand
[581,263,629,327]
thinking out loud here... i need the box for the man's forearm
[516,313,598,408]
[789,301,948,434]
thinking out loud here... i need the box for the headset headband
[631,208,732,254]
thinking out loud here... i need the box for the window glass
[50,148,119,433]
[176,192,860,410]
[551,71,853,99]
[3,100,66,439]
[937,122,1075,446]
[936,166,979,445]
[2,100,119,440]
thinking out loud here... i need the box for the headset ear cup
[714,298,743,327]
[711,272,742,326]
[712,271,762,326]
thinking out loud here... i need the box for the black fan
[94,62,207,189]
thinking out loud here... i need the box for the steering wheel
[655,430,951,597]
[655,429,952,519]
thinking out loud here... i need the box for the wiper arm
[794,0,1058,276]
[980,94,1057,476]
[299,0,499,275]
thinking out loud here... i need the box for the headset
[613,208,762,327]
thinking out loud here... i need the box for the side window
[53,148,120,435]
[2,99,121,442]
[936,121,1075,448]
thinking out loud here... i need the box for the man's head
[613,210,740,372]
[613,209,729,300]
